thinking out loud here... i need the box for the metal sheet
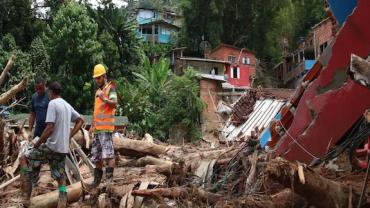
[222,99,285,141]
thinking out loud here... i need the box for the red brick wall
[210,46,256,87]
[314,19,335,57]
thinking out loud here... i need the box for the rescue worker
[89,64,117,187]
[19,82,84,207]
[29,77,49,139]
[28,77,49,185]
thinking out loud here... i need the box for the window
[155,25,159,34]
[228,56,236,63]
[300,51,304,61]
[138,10,155,19]
[230,67,240,79]
[142,28,153,34]
[210,67,219,75]
[288,65,293,72]
[242,57,250,65]
[161,28,172,35]
[320,42,328,53]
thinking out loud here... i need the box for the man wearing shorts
[89,64,117,187]
[19,82,84,207]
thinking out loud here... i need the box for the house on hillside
[275,17,336,88]
[136,8,181,44]
[312,17,336,59]
[174,57,229,76]
[209,44,257,89]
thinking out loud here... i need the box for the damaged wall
[274,0,370,164]
[199,78,223,131]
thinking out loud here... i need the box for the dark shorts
[26,144,66,180]
[91,132,115,163]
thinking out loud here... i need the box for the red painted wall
[210,45,256,87]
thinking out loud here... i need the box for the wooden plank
[134,181,150,208]
[119,184,135,208]
[119,193,128,208]
[0,175,20,190]
[71,138,95,172]
[126,189,135,208]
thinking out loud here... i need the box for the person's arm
[29,97,35,133]
[103,98,117,108]
[28,112,35,133]
[70,117,84,139]
[105,86,118,108]
[70,107,84,139]
[97,86,118,108]
[34,122,54,148]
[34,101,56,148]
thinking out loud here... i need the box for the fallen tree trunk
[29,178,92,208]
[114,137,169,157]
[73,135,169,158]
[215,189,306,208]
[145,164,172,176]
[271,188,307,208]
[0,55,15,86]
[265,158,362,208]
[0,78,27,105]
[132,187,222,204]
[136,156,172,167]
[132,187,187,199]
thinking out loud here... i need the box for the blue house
[136,8,181,44]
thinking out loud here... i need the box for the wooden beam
[0,78,28,105]
[0,55,15,86]
[29,178,93,208]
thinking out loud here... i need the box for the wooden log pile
[2,126,370,208]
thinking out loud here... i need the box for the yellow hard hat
[93,64,106,78]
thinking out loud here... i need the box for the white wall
[138,9,155,19]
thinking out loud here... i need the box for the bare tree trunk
[113,137,169,157]
[0,78,28,105]
[132,187,222,204]
[265,158,362,208]
[0,55,15,86]
[29,178,93,208]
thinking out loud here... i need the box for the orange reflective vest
[93,83,115,131]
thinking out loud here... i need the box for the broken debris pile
[1,130,370,207]
[230,88,294,126]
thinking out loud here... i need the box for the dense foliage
[180,0,325,64]
[117,58,204,140]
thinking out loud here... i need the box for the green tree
[44,0,67,18]
[118,57,204,140]
[88,3,144,80]
[180,0,325,67]
[44,1,103,113]
[0,0,40,48]
[0,34,33,100]
[30,36,51,78]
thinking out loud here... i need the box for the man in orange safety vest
[89,64,117,187]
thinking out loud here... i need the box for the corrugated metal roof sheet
[199,74,227,82]
[222,99,285,141]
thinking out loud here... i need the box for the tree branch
[0,55,16,86]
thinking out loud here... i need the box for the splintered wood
[2,131,370,208]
